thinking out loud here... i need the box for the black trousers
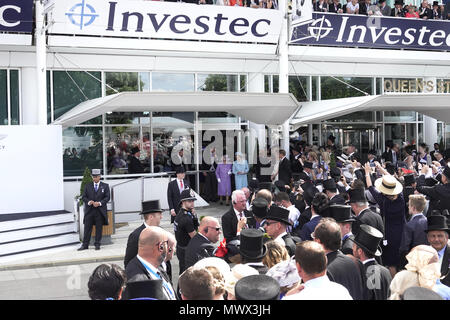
[176,245,187,275]
[83,210,104,247]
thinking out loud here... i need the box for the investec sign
[291,13,450,51]
[50,0,282,44]
[0,0,33,45]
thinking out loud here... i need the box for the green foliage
[78,167,93,205]
[329,152,337,168]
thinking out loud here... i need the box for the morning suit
[416,175,450,212]
[278,157,292,186]
[326,250,364,300]
[124,223,146,268]
[359,259,392,300]
[185,233,216,269]
[167,178,190,223]
[221,207,241,243]
[440,245,450,287]
[299,215,322,241]
[82,181,110,247]
[399,213,428,268]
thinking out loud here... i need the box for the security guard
[174,188,199,275]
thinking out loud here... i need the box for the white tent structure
[52,91,300,127]
[291,93,450,127]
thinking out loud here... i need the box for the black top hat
[328,135,336,143]
[266,205,292,226]
[239,229,267,260]
[329,204,356,223]
[141,200,164,215]
[348,188,367,203]
[131,146,140,155]
[402,286,443,300]
[403,174,416,187]
[303,161,313,169]
[323,178,337,192]
[179,188,197,204]
[385,163,397,175]
[425,215,450,233]
[368,149,377,156]
[303,186,319,206]
[125,280,168,300]
[235,275,280,300]
[258,182,274,192]
[274,180,286,193]
[250,197,269,219]
[248,178,259,192]
[432,1,439,6]
[175,166,186,174]
[350,224,383,256]
[330,167,341,178]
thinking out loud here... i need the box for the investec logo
[65,1,271,38]
[304,15,450,48]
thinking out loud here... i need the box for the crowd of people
[315,0,450,19]
[84,135,450,300]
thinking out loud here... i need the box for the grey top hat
[91,169,101,176]
[235,275,280,300]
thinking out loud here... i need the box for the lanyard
[142,263,176,300]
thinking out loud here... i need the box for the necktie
[94,184,98,192]
[180,180,183,191]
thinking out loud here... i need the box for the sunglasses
[207,226,221,231]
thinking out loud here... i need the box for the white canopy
[52,91,300,128]
[292,93,450,126]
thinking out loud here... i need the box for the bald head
[138,226,166,247]
[199,216,221,243]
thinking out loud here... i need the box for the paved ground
[0,203,227,300]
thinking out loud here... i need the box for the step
[0,222,78,244]
[0,233,80,257]
[0,213,76,233]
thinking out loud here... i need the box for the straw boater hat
[374,175,403,196]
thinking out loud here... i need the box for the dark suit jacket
[82,181,110,225]
[418,6,433,19]
[399,214,428,257]
[359,259,392,300]
[281,233,298,257]
[222,207,240,242]
[291,154,303,177]
[278,157,292,185]
[167,178,190,223]
[299,215,322,241]
[292,207,312,237]
[329,194,346,205]
[382,149,400,165]
[416,175,450,212]
[185,233,216,269]
[441,245,450,287]
[341,234,355,256]
[326,250,364,300]
[124,256,172,299]
[124,223,146,268]
[353,208,385,236]
[360,2,371,15]
[328,2,342,12]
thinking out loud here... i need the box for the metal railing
[110,170,208,231]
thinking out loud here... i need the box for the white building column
[278,0,290,157]
[248,72,266,166]
[21,67,39,125]
[423,77,437,147]
[35,0,48,125]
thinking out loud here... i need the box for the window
[152,73,195,92]
[52,71,102,124]
[0,69,20,125]
[320,77,372,100]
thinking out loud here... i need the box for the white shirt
[362,258,376,265]
[286,205,300,226]
[136,255,176,300]
[283,275,353,300]
[274,232,288,247]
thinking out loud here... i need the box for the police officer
[174,188,199,275]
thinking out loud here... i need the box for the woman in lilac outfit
[216,155,232,205]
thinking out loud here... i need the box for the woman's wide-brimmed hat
[374,175,403,196]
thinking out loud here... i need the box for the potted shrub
[74,167,93,240]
